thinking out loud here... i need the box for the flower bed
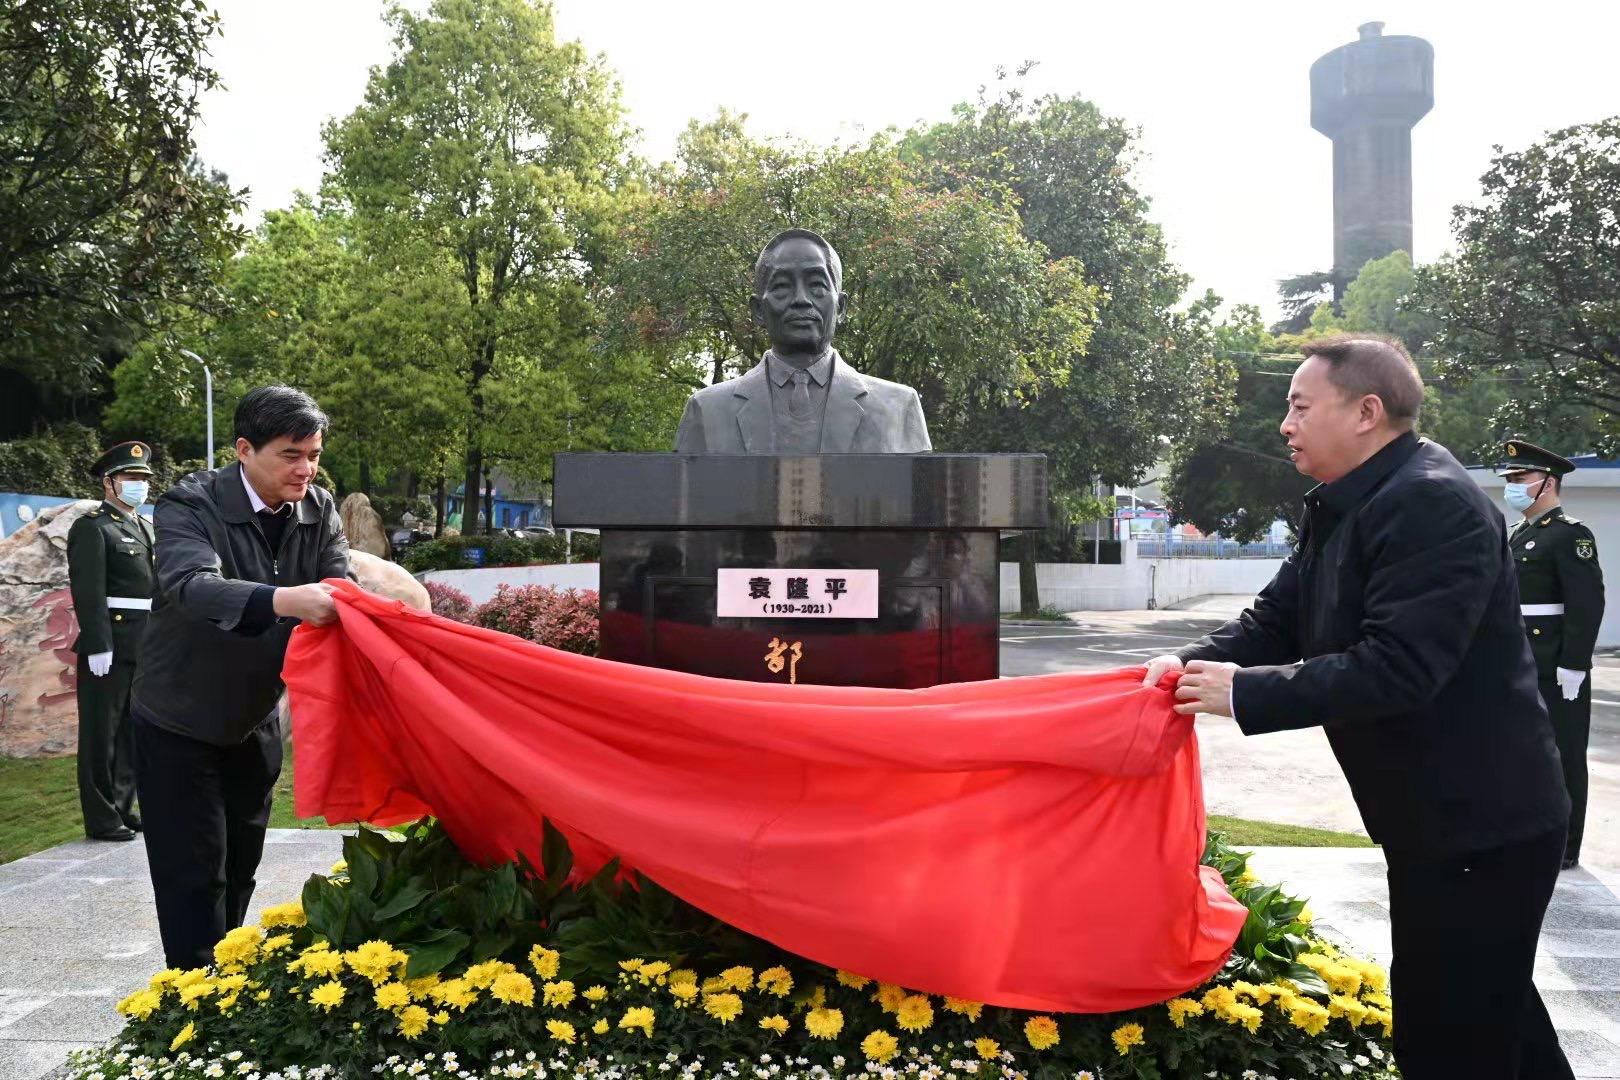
[70,824,1398,1079]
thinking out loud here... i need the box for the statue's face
[750,238,846,356]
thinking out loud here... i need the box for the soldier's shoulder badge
[1576,537,1595,560]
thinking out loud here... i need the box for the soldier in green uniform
[67,441,157,841]
[1499,438,1606,869]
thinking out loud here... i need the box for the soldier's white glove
[87,651,114,677]
[1556,667,1587,701]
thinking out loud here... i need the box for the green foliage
[1203,833,1329,996]
[401,533,584,573]
[1413,117,1620,455]
[402,539,473,573]
[368,495,436,528]
[0,0,245,396]
[0,421,100,495]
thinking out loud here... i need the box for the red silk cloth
[285,582,1245,1013]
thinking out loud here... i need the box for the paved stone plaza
[2,832,1619,1078]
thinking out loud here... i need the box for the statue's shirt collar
[765,349,834,388]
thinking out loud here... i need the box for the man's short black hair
[234,385,329,449]
[753,228,844,294]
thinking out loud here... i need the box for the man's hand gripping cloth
[284,581,1245,1013]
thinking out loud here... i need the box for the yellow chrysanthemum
[1026,1015,1061,1051]
[463,960,515,990]
[1365,1005,1393,1037]
[429,978,478,1012]
[1223,1001,1264,1033]
[668,969,698,988]
[174,968,209,990]
[432,1010,451,1026]
[618,958,645,973]
[169,1021,196,1052]
[1110,1022,1144,1056]
[943,996,982,1021]
[374,982,412,1011]
[592,1018,610,1035]
[717,965,754,991]
[310,980,346,1011]
[1362,990,1393,1010]
[1167,997,1204,1028]
[637,960,672,984]
[757,965,793,997]
[1298,903,1314,924]
[543,980,576,1007]
[179,981,217,1010]
[215,974,247,994]
[703,991,744,1024]
[405,973,440,997]
[669,982,698,1005]
[1287,996,1331,1036]
[805,1006,844,1040]
[759,1014,790,1035]
[289,949,346,979]
[583,984,609,1003]
[254,990,271,1003]
[398,1004,430,1039]
[860,1029,900,1063]
[490,971,536,1007]
[546,1018,577,1044]
[872,982,906,1014]
[149,968,185,995]
[1329,993,1370,1026]
[835,970,870,989]
[344,941,408,985]
[973,1037,1000,1061]
[1344,956,1389,994]
[259,902,307,929]
[262,934,294,956]
[806,985,827,1009]
[116,989,163,1021]
[895,994,934,1033]
[328,859,347,876]
[212,925,262,969]
[530,945,561,980]
[618,1005,656,1037]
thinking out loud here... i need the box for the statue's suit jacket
[674,354,931,453]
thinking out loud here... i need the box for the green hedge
[401,532,599,574]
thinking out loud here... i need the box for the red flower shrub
[423,580,475,624]
[474,584,600,656]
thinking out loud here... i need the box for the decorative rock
[0,500,98,758]
[340,493,391,560]
[350,551,430,612]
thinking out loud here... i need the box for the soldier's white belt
[108,597,152,610]
[1522,604,1565,616]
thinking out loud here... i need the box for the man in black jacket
[131,385,352,969]
[1144,335,1572,1079]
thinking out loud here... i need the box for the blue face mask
[117,480,150,507]
[1503,481,1539,512]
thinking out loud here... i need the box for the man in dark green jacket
[67,441,156,841]
[1499,438,1606,869]
[132,386,352,969]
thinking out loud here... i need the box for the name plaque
[716,568,879,619]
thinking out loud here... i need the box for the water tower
[1310,22,1433,289]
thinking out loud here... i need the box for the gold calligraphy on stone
[764,637,804,684]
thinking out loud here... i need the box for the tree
[1413,117,1620,454]
[901,76,1231,601]
[1162,306,1311,542]
[323,0,631,532]
[0,0,243,414]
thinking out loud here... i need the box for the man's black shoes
[92,826,136,842]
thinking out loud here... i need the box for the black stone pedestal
[553,454,1046,689]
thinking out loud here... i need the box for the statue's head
[749,229,847,357]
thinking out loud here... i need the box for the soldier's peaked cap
[1496,438,1576,478]
[90,441,154,478]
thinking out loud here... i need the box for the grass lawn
[1,755,1373,865]
[1209,814,1376,848]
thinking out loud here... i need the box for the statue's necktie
[789,370,813,418]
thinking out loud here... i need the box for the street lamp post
[177,349,214,470]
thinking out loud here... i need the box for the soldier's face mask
[117,479,150,507]
[1503,475,1549,512]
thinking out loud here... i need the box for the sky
[192,0,1620,322]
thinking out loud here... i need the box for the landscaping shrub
[74,822,1398,1079]
[423,581,475,623]
[473,585,599,656]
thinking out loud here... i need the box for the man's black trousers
[1386,827,1573,1079]
[133,709,282,970]
[1538,675,1591,864]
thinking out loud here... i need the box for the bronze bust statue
[674,229,931,454]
